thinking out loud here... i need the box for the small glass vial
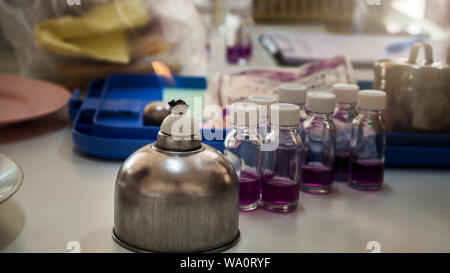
[248,95,278,144]
[225,0,253,65]
[349,90,387,191]
[301,92,336,194]
[261,103,302,213]
[331,84,359,182]
[225,102,262,211]
[278,83,308,141]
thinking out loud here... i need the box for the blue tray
[70,75,450,167]
[70,74,225,158]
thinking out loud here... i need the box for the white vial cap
[248,95,277,119]
[306,92,336,113]
[278,83,307,105]
[357,90,387,111]
[270,103,300,126]
[229,102,259,126]
[248,95,278,106]
[332,83,359,104]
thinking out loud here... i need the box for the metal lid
[157,100,201,151]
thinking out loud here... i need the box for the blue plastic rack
[70,75,450,167]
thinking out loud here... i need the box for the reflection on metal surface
[112,229,240,253]
[114,101,239,253]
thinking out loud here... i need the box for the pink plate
[0,74,71,125]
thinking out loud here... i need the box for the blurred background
[0,0,449,79]
[0,0,449,135]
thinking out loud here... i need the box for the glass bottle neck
[270,124,299,132]
[336,102,356,109]
[268,125,300,147]
[309,112,333,119]
[258,105,270,125]
[357,109,384,115]
[334,103,357,120]
[233,124,259,135]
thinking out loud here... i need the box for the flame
[151,61,172,79]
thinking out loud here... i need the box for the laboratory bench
[0,25,449,253]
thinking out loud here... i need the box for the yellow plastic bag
[0,0,206,89]
[35,0,149,63]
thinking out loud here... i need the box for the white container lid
[306,92,336,113]
[278,83,307,105]
[270,103,300,126]
[357,90,387,111]
[229,102,259,126]
[248,95,277,119]
[332,83,359,104]
[248,95,278,106]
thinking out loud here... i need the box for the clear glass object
[301,92,336,194]
[248,95,277,145]
[225,0,253,65]
[194,0,213,62]
[349,90,387,191]
[224,102,262,211]
[333,102,357,182]
[331,84,359,182]
[261,103,302,213]
[278,83,308,142]
[353,0,391,34]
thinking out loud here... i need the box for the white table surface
[0,25,449,253]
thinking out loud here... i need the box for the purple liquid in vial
[227,44,252,65]
[261,176,300,213]
[349,159,384,190]
[334,153,350,182]
[301,163,334,194]
[238,170,260,211]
